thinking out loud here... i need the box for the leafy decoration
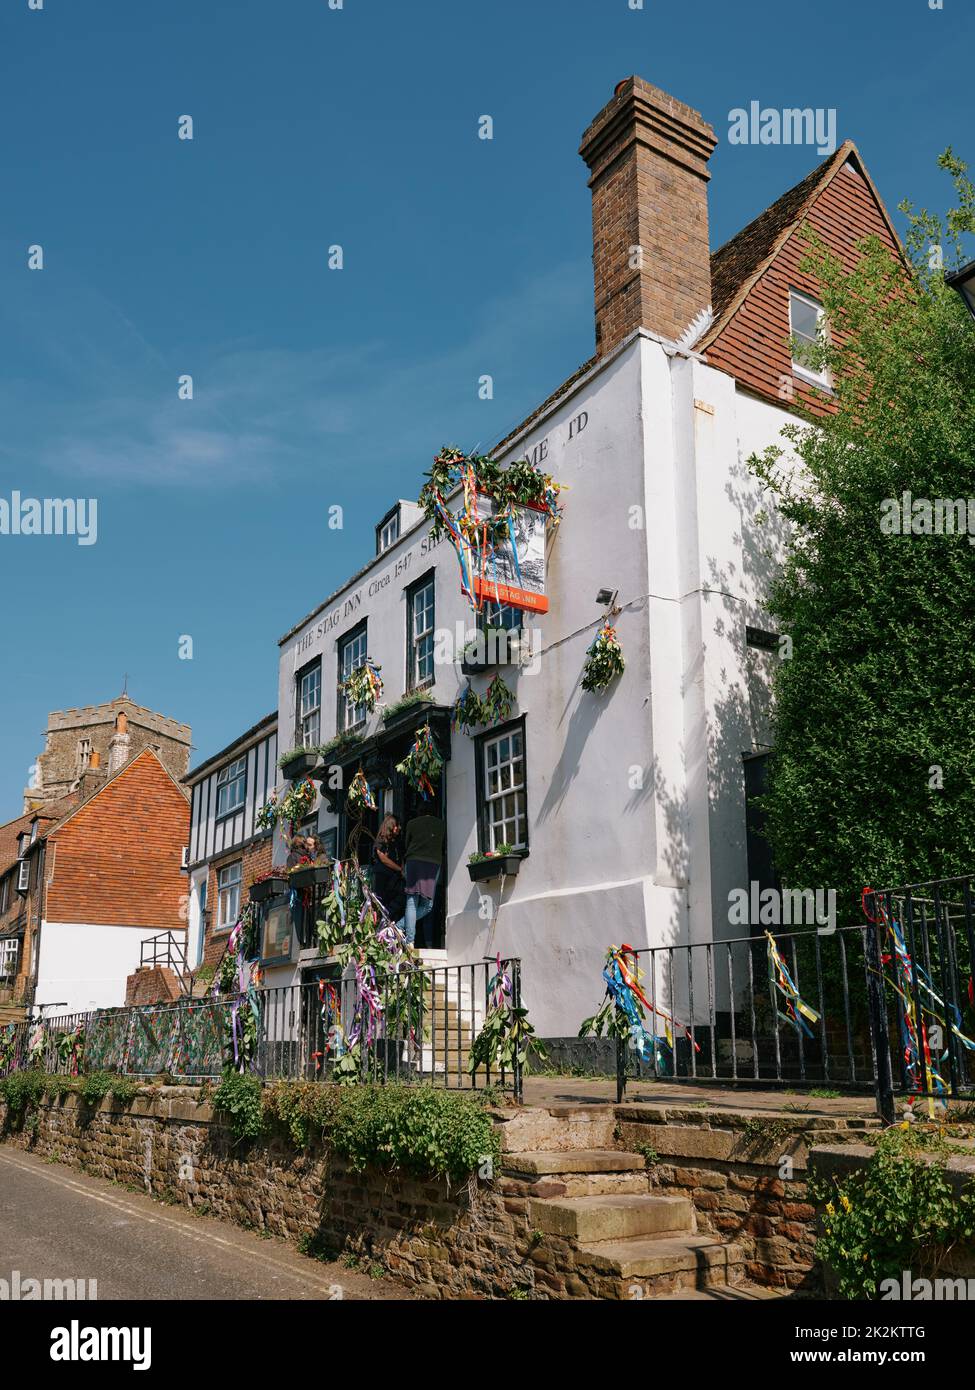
[581,622,625,693]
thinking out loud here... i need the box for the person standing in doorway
[397,811,445,949]
[371,814,406,924]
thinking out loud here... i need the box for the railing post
[511,960,523,1105]
[863,910,896,1125]
[616,1031,626,1104]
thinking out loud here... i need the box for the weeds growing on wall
[811,1125,975,1298]
[0,1070,140,1121]
[213,1076,501,1183]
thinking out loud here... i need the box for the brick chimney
[579,77,717,356]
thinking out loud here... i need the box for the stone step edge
[574,1234,747,1280]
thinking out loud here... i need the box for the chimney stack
[579,77,717,356]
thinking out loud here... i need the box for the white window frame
[77,738,92,775]
[298,663,322,748]
[0,876,8,914]
[0,938,17,981]
[217,861,242,931]
[17,859,30,893]
[215,756,247,819]
[789,289,831,388]
[481,725,528,851]
[339,626,369,730]
[379,514,400,554]
[409,576,436,689]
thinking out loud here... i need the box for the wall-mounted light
[595,588,617,606]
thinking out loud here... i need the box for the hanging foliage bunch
[417,446,564,612]
[55,1023,86,1077]
[27,1021,45,1067]
[0,1022,19,1075]
[255,792,279,832]
[347,767,377,817]
[451,681,484,734]
[279,777,316,828]
[343,659,383,715]
[468,956,546,1078]
[581,621,625,693]
[218,906,263,1073]
[579,946,700,1075]
[395,722,443,799]
[315,857,421,1083]
[482,674,514,725]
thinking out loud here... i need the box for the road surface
[0,1146,413,1300]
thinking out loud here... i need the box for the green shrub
[812,1126,975,1299]
[212,1071,264,1144]
[0,1070,47,1115]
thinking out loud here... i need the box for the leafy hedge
[213,1075,500,1183]
[0,1070,142,1116]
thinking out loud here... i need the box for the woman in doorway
[371,814,406,924]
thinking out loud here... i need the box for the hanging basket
[581,622,625,693]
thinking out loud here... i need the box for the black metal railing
[863,877,975,1123]
[613,927,877,1103]
[0,958,522,1099]
[139,930,190,979]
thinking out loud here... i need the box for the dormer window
[789,290,831,388]
[377,511,400,555]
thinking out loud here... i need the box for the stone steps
[504,1148,651,1197]
[530,1193,695,1242]
[574,1234,747,1297]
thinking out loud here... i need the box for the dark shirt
[404,816,445,865]
[371,835,405,920]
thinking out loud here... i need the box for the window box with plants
[381,689,435,730]
[467,845,524,882]
[287,858,333,891]
[314,730,364,770]
[249,868,289,902]
[278,747,321,781]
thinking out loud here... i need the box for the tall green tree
[750,153,975,916]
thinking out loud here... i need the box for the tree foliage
[750,152,975,911]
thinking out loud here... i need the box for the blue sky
[1,0,971,812]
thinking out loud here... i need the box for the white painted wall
[272,331,800,1035]
[35,922,177,1014]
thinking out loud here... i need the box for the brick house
[183,713,279,982]
[13,748,190,1014]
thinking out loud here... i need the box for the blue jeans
[399,894,434,947]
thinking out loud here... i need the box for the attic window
[377,511,400,555]
[789,290,831,388]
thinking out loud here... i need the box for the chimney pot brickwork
[580,76,718,355]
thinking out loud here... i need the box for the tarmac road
[0,1146,413,1301]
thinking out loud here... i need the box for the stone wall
[0,1088,637,1300]
[615,1102,879,1292]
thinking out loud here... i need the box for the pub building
[252,76,901,1045]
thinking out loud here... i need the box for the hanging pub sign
[472,496,548,614]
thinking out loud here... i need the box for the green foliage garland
[395,723,443,797]
[279,778,316,828]
[581,622,625,693]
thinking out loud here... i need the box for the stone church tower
[24,695,192,812]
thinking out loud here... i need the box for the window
[77,738,92,774]
[321,827,338,860]
[378,512,400,555]
[407,574,435,689]
[297,661,322,748]
[29,820,38,844]
[215,756,247,819]
[17,859,30,894]
[789,290,831,387]
[217,861,242,930]
[0,938,17,981]
[479,722,528,851]
[0,875,8,914]
[339,624,368,730]
[483,601,522,634]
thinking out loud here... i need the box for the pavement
[521,1074,880,1116]
[0,1147,415,1301]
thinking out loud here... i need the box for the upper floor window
[408,574,436,689]
[17,859,30,894]
[0,875,9,914]
[217,861,242,930]
[215,756,247,819]
[297,662,322,748]
[378,512,400,555]
[16,834,27,859]
[0,937,18,981]
[339,624,369,730]
[789,290,831,388]
[478,721,528,852]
